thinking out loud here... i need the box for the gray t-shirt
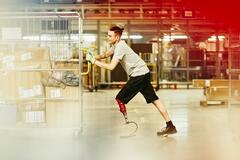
[111,40,149,77]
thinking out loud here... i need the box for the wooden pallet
[200,100,226,107]
[159,82,192,89]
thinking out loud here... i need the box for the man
[86,25,177,136]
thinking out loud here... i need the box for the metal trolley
[0,12,84,132]
[227,31,240,136]
[228,32,240,106]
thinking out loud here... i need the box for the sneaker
[157,125,177,136]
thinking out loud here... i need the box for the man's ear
[116,35,120,41]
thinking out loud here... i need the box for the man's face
[107,31,119,45]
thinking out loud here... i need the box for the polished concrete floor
[1,89,240,160]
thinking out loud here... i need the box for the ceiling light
[208,35,225,42]
[83,34,96,42]
[164,35,188,39]
[121,34,143,40]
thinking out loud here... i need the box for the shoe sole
[157,130,177,136]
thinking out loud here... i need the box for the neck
[113,39,120,46]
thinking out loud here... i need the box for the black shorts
[116,72,159,104]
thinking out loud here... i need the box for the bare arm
[95,50,113,60]
[94,58,119,71]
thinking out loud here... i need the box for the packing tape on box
[24,104,32,111]
[213,87,217,91]
[205,80,210,87]
[18,85,42,98]
[19,88,35,98]
[20,52,32,61]
[50,89,61,98]
[2,55,15,63]
[2,55,15,69]
[25,111,44,123]
[234,90,239,97]
[33,85,42,96]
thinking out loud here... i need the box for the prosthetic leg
[116,99,138,138]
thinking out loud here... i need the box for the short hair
[110,25,124,37]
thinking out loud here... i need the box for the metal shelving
[0,12,83,129]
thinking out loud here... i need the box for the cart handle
[81,62,91,76]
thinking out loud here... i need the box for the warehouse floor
[0,89,240,160]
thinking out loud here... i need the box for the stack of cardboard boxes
[0,46,81,127]
[193,79,240,106]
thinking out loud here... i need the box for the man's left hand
[86,52,96,64]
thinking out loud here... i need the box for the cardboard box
[16,47,50,69]
[0,47,50,70]
[197,79,240,104]
[45,101,81,128]
[192,79,205,88]
[207,87,228,101]
[210,79,228,87]
[17,102,45,124]
[231,80,240,100]
[45,86,80,127]
[45,86,79,99]
[0,47,50,100]
[0,72,44,99]
[0,72,18,99]
[231,80,240,89]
